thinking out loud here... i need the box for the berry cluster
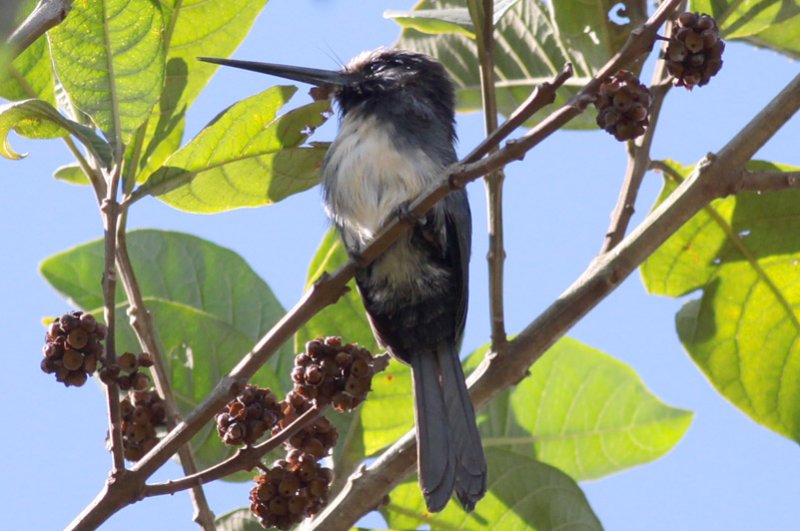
[250,451,333,530]
[98,351,154,391]
[216,385,283,446]
[292,337,375,411]
[666,12,724,89]
[284,414,339,460]
[224,338,376,528]
[120,390,167,461]
[595,70,652,141]
[40,311,106,387]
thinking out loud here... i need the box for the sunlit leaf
[48,0,165,143]
[54,163,89,185]
[472,337,692,480]
[691,0,800,58]
[134,87,330,212]
[130,0,271,182]
[395,0,646,128]
[642,159,800,443]
[0,99,111,165]
[215,508,262,531]
[382,447,602,530]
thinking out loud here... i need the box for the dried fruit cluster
[666,12,725,89]
[250,451,333,530]
[120,390,167,461]
[99,351,154,391]
[212,338,376,529]
[40,311,106,387]
[595,70,652,141]
[292,336,375,411]
[216,385,283,445]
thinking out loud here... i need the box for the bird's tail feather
[411,350,455,512]
[410,344,487,513]
[438,344,487,510]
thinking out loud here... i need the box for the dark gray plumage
[199,49,487,512]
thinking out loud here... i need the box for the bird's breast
[322,112,443,249]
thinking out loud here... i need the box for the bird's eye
[367,62,386,75]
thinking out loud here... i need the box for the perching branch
[5,0,72,60]
[307,71,800,531]
[736,170,800,192]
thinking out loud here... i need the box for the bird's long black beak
[198,57,351,88]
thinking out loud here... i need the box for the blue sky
[2,1,799,529]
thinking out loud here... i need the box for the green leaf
[382,447,602,530]
[295,228,377,483]
[386,0,521,38]
[295,228,376,353]
[0,0,55,104]
[395,0,646,129]
[54,163,90,185]
[642,159,800,443]
[40,230,294,473]
[215,508,263,531]
[133,87,330,212]
[130,0,270,183]
[48,0,166,144]
[472,337,692,480]
[0,99,112,166]
[386,8,477,37]
[691,0,800,58]
[361,358,414,455]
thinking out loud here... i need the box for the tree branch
[143,406,323,497]
[462,63,573,164]
[475,0,508,347]
[100,153,124,474]
[736,170,800,192]
[114,216,216,530]
[600,11,676,252]
[305,71,800,531]
[5,0,72,60]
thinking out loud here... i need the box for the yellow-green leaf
[382,447,602,530]
[642,159,800,442]
[0,99,111,165]
[134,86,330,212]
[48,0,165,144]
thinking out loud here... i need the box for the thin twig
[114,212,216,530]
[600,28,675,252]
[475,0,508,347]
[101,151,125,473]
[307,71,800,531]
[6,0,72,60]
[463,63,573,164]
[63,137,106,202]
[143,406,324,497]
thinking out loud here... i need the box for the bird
[199,48,487,512]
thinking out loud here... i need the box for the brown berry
[62,349,84,371]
